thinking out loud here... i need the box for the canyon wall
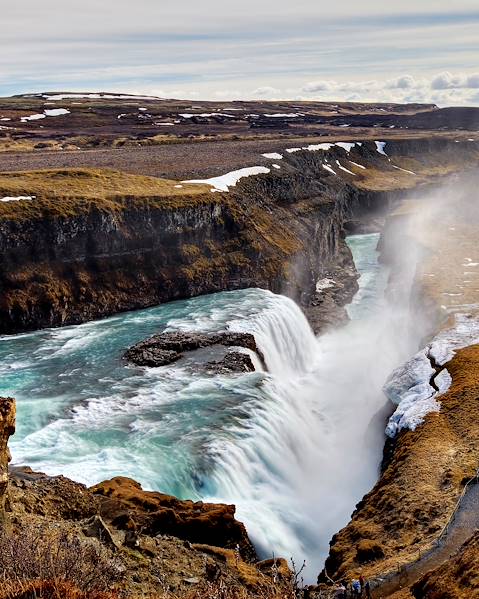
[0,398,15,526]
[0,138,477,334]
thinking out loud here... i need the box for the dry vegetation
[0,168,213,221]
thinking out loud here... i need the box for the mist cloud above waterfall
[2,1,479,105]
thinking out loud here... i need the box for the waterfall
[203,251,421,580]
[229,291,319,375]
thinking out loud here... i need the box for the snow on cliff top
[183,166,271,192]
[1,196,35,202]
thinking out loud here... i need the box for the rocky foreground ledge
[0,397,292,598]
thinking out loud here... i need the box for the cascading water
[0,233,422,581]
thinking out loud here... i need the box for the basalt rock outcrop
[0,398,15,525]
[91,477,257,561]
[124,330,264,371]
[2,138,476,335]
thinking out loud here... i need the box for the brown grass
[0,168,215,221]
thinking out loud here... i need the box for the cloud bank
[2,1,479,106]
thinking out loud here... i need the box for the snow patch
[44,108,70,117]
[179,113,235,119]
[21,113,46,122]
[285,141,357,155]
[322,164,336,176]
[183,166,270,192]
[336,160,356,176]
[386,310,479,436]
[392,165,416,175]
[43,93,160,101]
[262,153,283,160]
[348,160,367,170]
[1,196,35,202]
[272,164,281,170]
[374,141,388,156]
[315,278,335,292]
[264,113,301,118]
[21,108,70,122]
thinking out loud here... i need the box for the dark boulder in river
[124,330,265,371]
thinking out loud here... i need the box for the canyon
[1,95,479,598]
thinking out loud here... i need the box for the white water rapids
[0,234,423,580]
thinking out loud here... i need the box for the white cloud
[251,86,281,98]
[299,72,479,106]
[387,75,416,89]
[431,71,479,90]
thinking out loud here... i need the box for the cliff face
[0,398,15,526]
[0,138,477,334]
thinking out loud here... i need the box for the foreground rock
[1,399,289,596]
[0,398,15,525]
[124,330,264,371]
[91,476,257,561]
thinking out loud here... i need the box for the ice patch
[262,153,283,160]
[183,166,270,192]
[386,310,479,436]
[374,141,388,156]
[435,369,452,394]
[384,348,437,437]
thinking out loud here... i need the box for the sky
[2,1,479,106]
